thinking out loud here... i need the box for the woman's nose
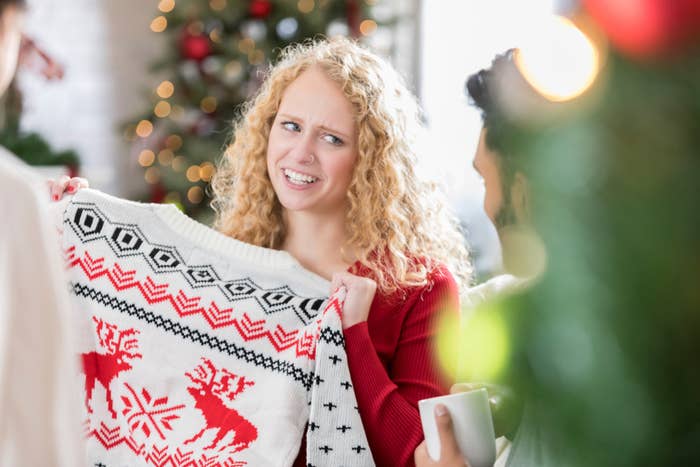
[289,138,316,165]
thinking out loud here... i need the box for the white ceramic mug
[419,388,496,467]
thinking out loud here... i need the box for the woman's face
[266,66,358,217]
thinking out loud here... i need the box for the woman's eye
[282,121,300,132]
[322,134,343,146]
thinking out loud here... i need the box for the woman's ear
[509,171,530,225]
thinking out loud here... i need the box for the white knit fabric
[58,189,374,467]
[0,149,84,467]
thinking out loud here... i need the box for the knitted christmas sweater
[56,189,375,467]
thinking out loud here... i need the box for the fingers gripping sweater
[56,190,375,467]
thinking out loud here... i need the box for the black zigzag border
[70,282,319,391]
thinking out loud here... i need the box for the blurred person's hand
[451,382,521,440]
[414,404,470,467]
[47,176,88,201]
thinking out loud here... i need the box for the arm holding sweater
[342,267,459,466]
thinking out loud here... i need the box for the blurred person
[415,50,553,467]
[0,0,83,465]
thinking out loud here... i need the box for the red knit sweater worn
[293,265,459,466]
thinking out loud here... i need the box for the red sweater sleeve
[343,268,460,466]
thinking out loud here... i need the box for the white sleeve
[0,159,85,467]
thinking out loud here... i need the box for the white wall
[419,0,560,277]
[19,0,163,196]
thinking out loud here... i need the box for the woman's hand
[47,176,89,201]
[451,382,522,440]
[414,404,470,467]
[330,271,376,329]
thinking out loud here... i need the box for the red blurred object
[150,182,167,204]
[179,31,212,61]
[248,0,272,19]
[583,0,700,59]
[19,35,65,80]
[346,0,360,37]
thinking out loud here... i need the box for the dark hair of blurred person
[466,49,529,233]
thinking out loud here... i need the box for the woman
[52,37,473,466]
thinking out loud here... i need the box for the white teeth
[283,169,318,184]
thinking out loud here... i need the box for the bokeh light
[187,186,204,204]
[515,15,600,102]
[135,120,154,138]
[154,101,172,118]
[150,16,168,33]
[158,0,175,13]
[436,301,510,382]
[209,0,227,12]
[157,80,175,98]
[138,149,156,167]
[200,96,218,113]
[360,19,378,36]
[165,134,183,151]
[186,165,201,182]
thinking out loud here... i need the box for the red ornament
[249,0,272,19]
[584,0,700,59]
[179,31,212,61]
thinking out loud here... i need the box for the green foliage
[0,83,80,167]
[501,50,700,466]
[0,127,79,167]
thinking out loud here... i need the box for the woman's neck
[281,209,354,280]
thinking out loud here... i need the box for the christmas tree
[129,0,379,218]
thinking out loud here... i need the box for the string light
[238,38,255,54]
[209,28,222,43]
[172,155,187,172]
[154,101,172,118]
[187,186,204,204]
[158,0,175,13]
[225,60,243,79]
[186,165,201,182]
[276,17,299,40]
[200,96,218,113]
[144,167,161,184]
[170,105,185,120]
[297,0,314,14]
[248,49,264,65]
[199,162,216,182]
[359,19,377,36]
[187,22,204,35]
[209,0,227,11]
[157,149,175,166]
[157,80,174,98]
[138,150,156,167]
[150,16,168,33]
[135,120,154,138]
[165,134,183,150]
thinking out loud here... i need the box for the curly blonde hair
[211,37,473,297]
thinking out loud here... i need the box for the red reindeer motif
[82,317,142,418]
[184,358,258,453]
